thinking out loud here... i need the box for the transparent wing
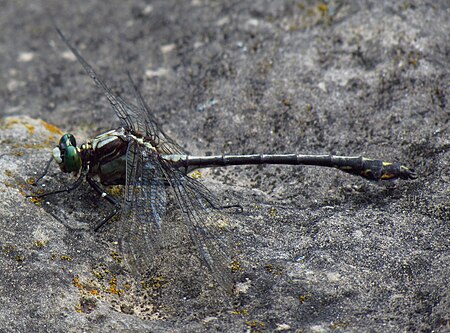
[56,27,185,155]
[126,72,185,155]
[57,28,236,289]
[158,160,237,292]
[120,141,167,273]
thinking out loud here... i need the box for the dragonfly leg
[27,170,85,199]
[220,203,244,213]
[86,176,121,231]
[32,155,54,185]
[200,193,243,212]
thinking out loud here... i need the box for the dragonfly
[29,28,417,292]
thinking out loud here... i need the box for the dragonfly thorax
[83,128,130,186]
[52,127,159,185]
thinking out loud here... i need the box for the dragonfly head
[52,133,82,173]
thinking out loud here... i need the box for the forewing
[56,27,137,131]
[56,27,185,155]
[126,72,185,155]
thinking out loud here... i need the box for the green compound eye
[63,145,82,172]
[59,133,77,150]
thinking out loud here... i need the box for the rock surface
[0,1,449,332]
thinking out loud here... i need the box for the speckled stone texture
[0,1,448,332]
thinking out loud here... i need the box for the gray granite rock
[0,1,449,332]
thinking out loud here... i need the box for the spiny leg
[27,170,86,199]
[32,155,55,185]
[192,185,243,213]
[86,177,121,232]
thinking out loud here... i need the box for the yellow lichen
[232,308,249,315]
[89,289,100,296]
[141,275,167,291]
[230,260,243,272]
[41,120,63,135]
[107,185,123,196]
[73,277,83,289]
[26,178,36,185]
[190,170,203,179]
[2,244,15,254]
[269,206,277,218]
[34,240,47,248]
[108,276,123,295]
[245,320,266,330]
[110,251,123,263]
[265,264,283,276]
[318,3,328,13]
[298,294,310,304]
[4,169,13,177]
[24,124,35,135]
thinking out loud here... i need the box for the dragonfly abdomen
[162,154,417,181]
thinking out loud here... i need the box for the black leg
[200,192,244,213]
[220,203,244,213]
[26,170,85,199]
[32,155,54,185]
[86,176,121,231]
